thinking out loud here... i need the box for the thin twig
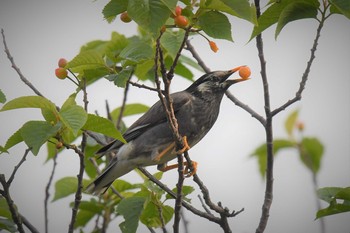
[225,91,266,126]
[116,75,132,130]
[44,152,58,233]
[254,1,274,233]
[68,78,87,233]
[8,148,31,186]
[185,40,210,73]
[20,214,40,233]
[1,29,45,97]
[128,80,163,93]
[271,9,325,117]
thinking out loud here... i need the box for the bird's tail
[85,159,134,195]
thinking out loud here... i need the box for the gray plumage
[86,69,246,195]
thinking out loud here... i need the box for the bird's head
[186,66,248,96]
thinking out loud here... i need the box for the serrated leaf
[59,105,87,136]
[0,197,12,219]
[0,96,57,114]
[113,179,138,192]
[110,103,149,122]
[299,137,323,174]
[127,0,177,35]
[102,0,128,23]
[140,201,174,228]
[166,185,194,201]
[275,1,318,39]
[119,41,154,66]
[2,129,23,153]
[316,203,350,219]
[0,218,16,233]
[251,139,295,177]
[285,109,299,137]
[116,196,146,233]
[198,11,233,41]
[330,0,350,19]
[160,30,186,59]
[317,187,343,203]
[66,51,108,75]
[0,89,6,103]
[52,177,90,202]
[20,121,61,155]
[249,0,319,41]
[203,0,257,24]
[83,114,126,143]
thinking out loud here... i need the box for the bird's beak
[223,66,249,85]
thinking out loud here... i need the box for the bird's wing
[96,91,192,155]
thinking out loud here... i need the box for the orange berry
[55,67,68,79]
[171,6,182,18]
[239,66,251,79]
[174,15,188,28]
[58,58,67,68]
[209,41,219,53]
[296,121,305,131]
[56,141,63,149]
[120,12,132,23]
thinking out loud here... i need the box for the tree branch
[44,152,58,233]
[1,29,45,97]
[68,78,87,233]
[271,11,325,117]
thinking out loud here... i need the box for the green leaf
[134,59,155,80]
[116,196,146,233]
[317,187,343,203]
[203,0,257,25]
[102,0,128,23]
[249,0,319,41]
[275,1,319,39]
[251,139,295,177]
[110,103,149,122]
[316,186,350,219]
[198,11,233,41]
[52,177,90,202]
[127,0,177,35]
[113,179,138,192]
[2,129,23,153]
[330,0,350,19]
[0,197,12,219]
[166,185,194,201]
[316,203,350,219]
[66,51,108,75]
[59,105,88,136]
[0,96,57,114]
[179,55,204,72]
[140,202,174,228]
[113,66,134,87]
[285,109,299,137]
[72,200,104,228]
[20,121,61,155]
[0,89,6,103]
[83,114,126,143]
[0,218,16,233]
[119,41,154,66]
[160,30,186,59]
[299,137,323,174]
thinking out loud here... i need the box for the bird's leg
[158,161,198,177]
[153,136,190,162]
[153,143,175,162]
[176,136,191,155]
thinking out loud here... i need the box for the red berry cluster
[55,58,68,79]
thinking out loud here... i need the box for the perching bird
[86,67,248,195]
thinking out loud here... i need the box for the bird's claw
[176,136,190,155]
[184,161,198,177]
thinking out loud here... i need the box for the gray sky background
[0,0,349,233]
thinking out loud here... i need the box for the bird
[86,66,248,195]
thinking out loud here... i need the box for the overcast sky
[0,1,349,233]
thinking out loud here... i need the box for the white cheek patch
[197,82,210,92]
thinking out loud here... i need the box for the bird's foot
[158,161,198,177]
[176,136,190,155]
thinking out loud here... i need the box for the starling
[86,67,248,194]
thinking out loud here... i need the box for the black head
[186,67,247,95]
